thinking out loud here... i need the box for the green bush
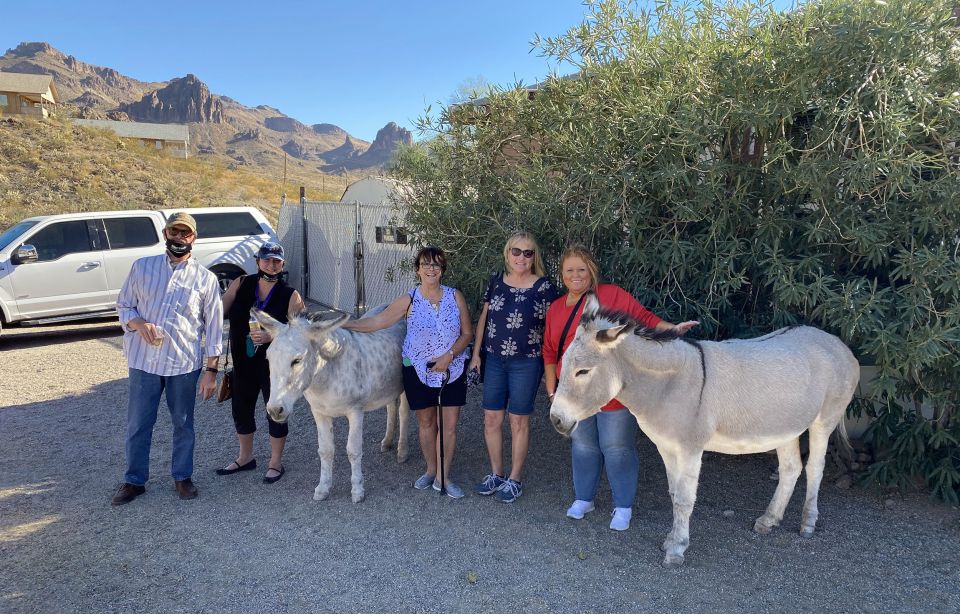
[392,0,960,502]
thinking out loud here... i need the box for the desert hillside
[0,114,344,229]
[0,42,413,176]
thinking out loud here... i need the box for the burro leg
[396,393,410,463]
[754,438,802,534]
[346,409,365,503]
[662,449,703,568]
[381,399,397,453]
[657,447,679,553]
[800,422,832,538]
[313,413,334,501]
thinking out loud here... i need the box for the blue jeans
[124,368,201,485]
[481,355,544,415]
[571,408,639,508]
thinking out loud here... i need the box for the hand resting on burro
[252,305,410,503]
[549,294,860,568]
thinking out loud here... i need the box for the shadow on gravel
[0,379,958,612]
[0,322,122,351]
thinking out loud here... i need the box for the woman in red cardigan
[543,244,697,531]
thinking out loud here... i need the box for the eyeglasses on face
[167,227,194,238]
[418,262,442,270]
[510,247,535,258]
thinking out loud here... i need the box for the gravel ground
[1,321,959,613]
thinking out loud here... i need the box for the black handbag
[476,271,501,384]
[217,338,233,403]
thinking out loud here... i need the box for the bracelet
[204,367,219,374]
[448,349,455,357]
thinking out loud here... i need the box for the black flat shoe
[263,465,285,484]
[216,458,257,475]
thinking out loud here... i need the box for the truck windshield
[0,221,39,252]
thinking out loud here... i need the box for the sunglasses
[510,247,535,258]
[167,227,194,238]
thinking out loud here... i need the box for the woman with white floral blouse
[469,232,558,503]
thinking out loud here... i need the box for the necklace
[421,288,442,310]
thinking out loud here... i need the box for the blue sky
[2,0,794,142]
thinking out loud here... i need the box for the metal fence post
[300,186,309,300]
[354,200,366,317]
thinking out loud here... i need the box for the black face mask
[259,270,282,283]
[166,239,192,257]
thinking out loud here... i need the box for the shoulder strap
[485,271,499,296]
[557,293,589,359]
[405,288,415,318]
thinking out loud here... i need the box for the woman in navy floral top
[469,232,558,503]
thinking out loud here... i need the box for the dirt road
[1,322,958,613]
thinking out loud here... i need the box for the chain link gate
[277,191,413,316]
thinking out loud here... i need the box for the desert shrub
[393,0,960,502]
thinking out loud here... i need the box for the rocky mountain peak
[366,121,413,154]
[7,42,61,58]
[119,74,224,123]
[312,123,347,137]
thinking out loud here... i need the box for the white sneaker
[610,507,632,531]
[566,500,595,519]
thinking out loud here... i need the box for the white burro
[549,294,859,568]
[253,305,410,503]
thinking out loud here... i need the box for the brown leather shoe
[174,478,199,500]
[111,482,146,506]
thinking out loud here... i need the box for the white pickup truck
[0,206,278,335]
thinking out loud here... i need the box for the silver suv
[0,207,277,335]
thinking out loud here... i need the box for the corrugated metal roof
[72,119,190,143]
[0,71,59,101]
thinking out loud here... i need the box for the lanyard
[255,282,278,311]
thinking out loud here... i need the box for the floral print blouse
[482,273,558,359]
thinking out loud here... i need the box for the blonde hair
[503,231,546,277]
[559,244,600,292]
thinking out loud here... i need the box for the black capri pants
[230,350,288,439]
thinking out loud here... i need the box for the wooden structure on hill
[72,119,190,158]
[0,72,60,118]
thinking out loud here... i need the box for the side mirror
[11,244,38,265]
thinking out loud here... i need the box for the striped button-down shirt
[117,254,223,376]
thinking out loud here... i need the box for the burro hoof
[379,440,392,452]
[352,491,366,504]
[397,449,409,464]
[799,526,815,539]
[662,553,685,568]
[753,519,774,535]
[313,489,330,502]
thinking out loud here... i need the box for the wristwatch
[204,367,219,374]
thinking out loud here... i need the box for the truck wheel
[212,266,244,295]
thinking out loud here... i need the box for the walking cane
[427,361,450,496]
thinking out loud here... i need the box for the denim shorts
[481,354,544,416]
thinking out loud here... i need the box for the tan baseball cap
[165,212,197,235]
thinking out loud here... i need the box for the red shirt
[543,284,663,411]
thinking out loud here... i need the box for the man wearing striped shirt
[111,212,223,506]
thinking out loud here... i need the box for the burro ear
[596,323,633,346]
[305,311,350,349]
[582,293,601,320]
[252,308,283,337]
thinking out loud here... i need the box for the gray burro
[550,294,859,568]
[252,305,410,503]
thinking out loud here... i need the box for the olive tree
[392,0,960,502]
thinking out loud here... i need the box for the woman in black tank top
[216,243,305,484]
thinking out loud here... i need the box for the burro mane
[581,305,686,344]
